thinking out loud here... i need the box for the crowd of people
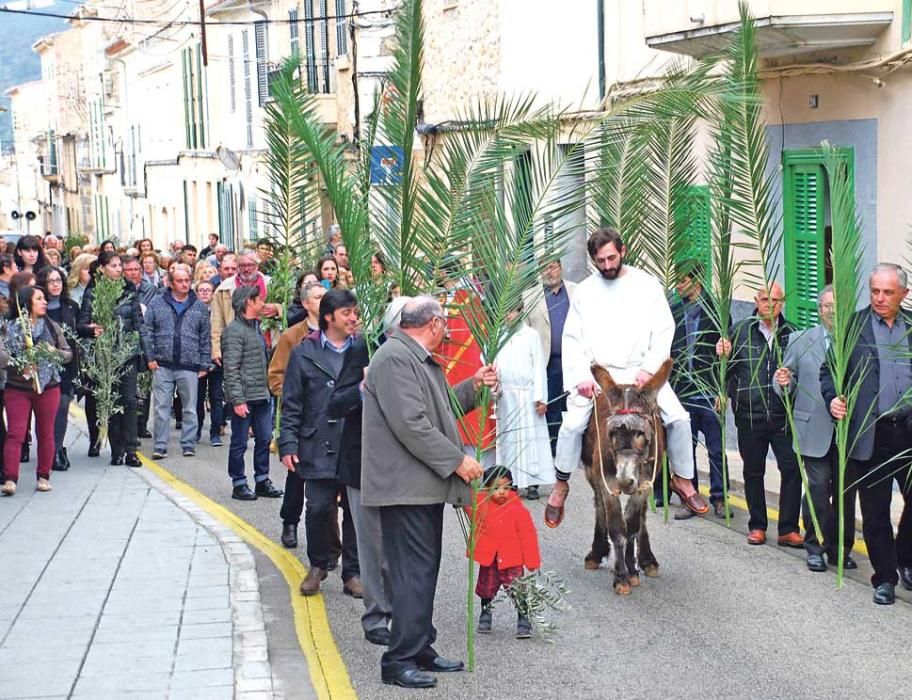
[1,223,911,689]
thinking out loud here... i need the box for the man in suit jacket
[776,286,856,572]
[327,296,410,647]
[668,261,727,518]
[525,260,577,459]
[822,263,912,605]
[361,296,497,689]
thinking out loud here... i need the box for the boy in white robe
[493,307,555,498]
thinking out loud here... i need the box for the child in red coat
[467,465,541,638]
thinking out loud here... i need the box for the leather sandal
[669,481,709,515]
[544,502,564,529]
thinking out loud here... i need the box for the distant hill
[0,5,66,151]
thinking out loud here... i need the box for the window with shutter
[196,43,207,149]
[675,184,712,283]
[904,0,911,44]
[242,30,254,148]
[319,0,330,92]
[255,21,269,107]
[782,147,854,329]
[289,9,300,56]
[303,0,318,92]
[228,35,236,113]
[335,0,347,56]
[248,196,258,238]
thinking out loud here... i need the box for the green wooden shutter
[675,184,712,283]
[904,0,911,44]
[784,162,825,328]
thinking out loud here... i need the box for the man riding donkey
[545,228,709,528]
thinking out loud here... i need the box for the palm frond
[822,140,866,588]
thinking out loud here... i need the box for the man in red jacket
[467,466,541,639]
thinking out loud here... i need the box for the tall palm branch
[822,142,865,587]
[710,1,824,544]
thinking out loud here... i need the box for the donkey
[580,359,671,595]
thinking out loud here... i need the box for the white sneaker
[36,478,52,493]
[1,480,16,496]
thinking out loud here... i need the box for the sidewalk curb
[137,462,277,698]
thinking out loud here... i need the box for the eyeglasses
[47,277,63,285]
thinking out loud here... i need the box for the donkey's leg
[585,478,612,570]
[638,499,660,578]
[606,497,631,595]
[624,495,647,587]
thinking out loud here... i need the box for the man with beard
[544,228,709,528]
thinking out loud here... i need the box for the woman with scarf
[0,286,72,496]
[37,266,80,471]
[77,251,148,467]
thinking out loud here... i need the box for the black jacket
[820,307,912,461]
[670,292,727,405]
[278,332,345,480]
[47,298,80,395]
[77,279,149,361]
[727,312,795,424]
[328,337,371,489]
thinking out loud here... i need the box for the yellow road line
[697,484,869,559]
[69,404,356,700]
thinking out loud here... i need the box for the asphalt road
[93,415,912,700]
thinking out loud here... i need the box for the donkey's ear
[641,358,673,393]
[591,364,617,394]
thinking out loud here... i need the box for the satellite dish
[216,145,240,172]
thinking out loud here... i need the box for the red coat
[436,289,495,450]
[467,491,541,571]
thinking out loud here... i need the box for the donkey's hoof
[584,556,601,570]
[629,574,640,587]
[643,564,660,578]
[613,581,632,596]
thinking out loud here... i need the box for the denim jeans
[227,399,272,487]
[152,367,199,453]
[687,397,725,503]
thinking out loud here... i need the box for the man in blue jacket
[142,264,211,459]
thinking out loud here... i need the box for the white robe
[494,324,555,488]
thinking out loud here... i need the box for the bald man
[718,282,802,548]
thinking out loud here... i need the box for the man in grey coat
[361,296,498,689]
[775,286,857,573]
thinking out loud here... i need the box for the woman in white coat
[494,308,555,498]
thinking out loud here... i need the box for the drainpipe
[597,0,606,101]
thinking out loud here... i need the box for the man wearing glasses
[717,282,802,548]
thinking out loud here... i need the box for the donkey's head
[591,360,672,495]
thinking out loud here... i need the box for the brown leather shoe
[343,577,364,599]
[747,529,766,545]
[544,481,569,529]
[669,478,709,515]
[299,567,328,596]
[777,532,804,548]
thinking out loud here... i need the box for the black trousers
[85,392,100,449]
[545,356,567,458]
[802,444,857,557]
[380,503,444,676]
[109,359,139,458]
[293,477,357,580]
[852,420,912,587]
[280,471,344,563]
[736,418,801,534]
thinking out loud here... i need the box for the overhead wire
[0,4,397,26]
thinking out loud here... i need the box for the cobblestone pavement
[0,427,279,700]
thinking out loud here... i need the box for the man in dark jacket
[328,296,410,646]
[361,296,497,689]
[822,263,912,605]
[718,282,801,547]
[142,264,211,459]
[221,286,284,501]
[280,288,360,598]
[668,261,728,518]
